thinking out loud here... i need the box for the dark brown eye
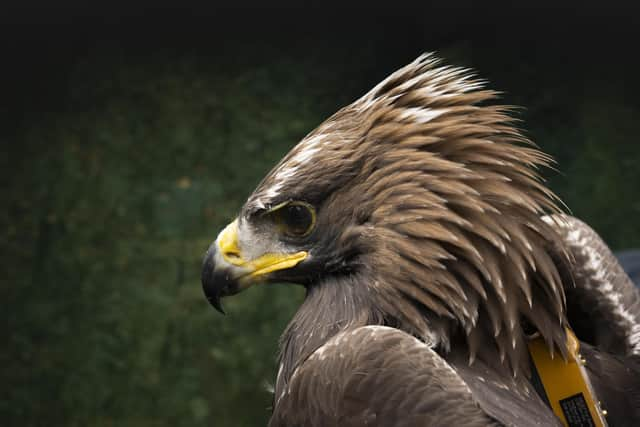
[271,202,316,237]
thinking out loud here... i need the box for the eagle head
[202,53,570,375]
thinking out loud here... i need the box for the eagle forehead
[270,134,329,183]
[246,132,335,210]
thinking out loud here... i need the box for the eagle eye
[269,201,316,238]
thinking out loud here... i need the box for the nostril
[223,250,242,262]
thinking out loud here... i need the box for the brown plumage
[202,53,640,426]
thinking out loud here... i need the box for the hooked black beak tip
[201,245,224,315]
[201,243,237,315]
[208,295,226,315]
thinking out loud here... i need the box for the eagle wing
[269,325,559,427]
[547,214,640,356]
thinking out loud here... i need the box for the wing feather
[270,326,500,427]
[545,214,640,356]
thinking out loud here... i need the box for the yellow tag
[527,329,607,427]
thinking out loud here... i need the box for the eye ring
[267,201,316,238]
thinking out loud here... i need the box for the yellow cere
[218,220,244,265]
[217,219,308,285]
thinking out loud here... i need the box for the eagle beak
[201,219,308,314]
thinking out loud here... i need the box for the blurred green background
[2,4,639,426]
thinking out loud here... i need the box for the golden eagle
[202,54,640,426]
